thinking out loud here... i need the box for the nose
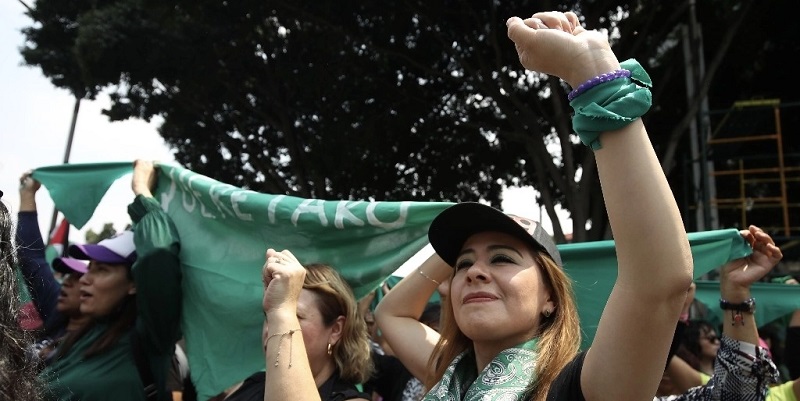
[465,260,490,283]
[78,272,92,286]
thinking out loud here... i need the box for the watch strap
[719,297,756,313]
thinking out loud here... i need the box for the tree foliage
[20,0,799,242]
[84,223,118,244]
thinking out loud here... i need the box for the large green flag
[559,229,752,349]
[34,162,766,400]
[34,162,450,399]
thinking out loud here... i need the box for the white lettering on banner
[209,184,235,219]
[335,201,365,228]
[164,168,415,229]
[292,199,328,227]
[186,174,216,219]
[366,201,410,229]
[231,191,253,221]
[268,195,287,224]
[178,169,197,213]
[159,173,177,212]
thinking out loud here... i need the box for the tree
[84,223,118,244]
[20,0,797,243]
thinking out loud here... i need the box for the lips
[79,290,93,301]
[462,291,498,304]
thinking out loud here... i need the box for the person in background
[0,190,41,400]
[659,225,782,400]
[39,160,183,401]
[376,10,694,401]
[224,261,373,401]
[680,319,720,377]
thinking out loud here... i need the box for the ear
[329,315,346,346]
[127,282,137,296]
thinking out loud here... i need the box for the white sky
[0,3,571,255]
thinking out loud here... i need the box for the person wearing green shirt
[40,160,182,401]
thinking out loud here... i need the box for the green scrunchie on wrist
[570,58,653,150]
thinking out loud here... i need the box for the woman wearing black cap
[376,10,694,401]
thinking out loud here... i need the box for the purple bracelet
[567,69,632,102]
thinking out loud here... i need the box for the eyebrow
[458,244,524,259]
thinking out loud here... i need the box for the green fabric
[16,267,32,303]
[40,324,146,401]
[34,163,450,400]
[32,162,133,229]
[694,281,800,328]
[570,58,653,150]
[423,338,538,401]
[34,162,763,398]
[560,228,752,349]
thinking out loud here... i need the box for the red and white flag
[48,217,70,257]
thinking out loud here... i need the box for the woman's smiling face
[450,231,554,348]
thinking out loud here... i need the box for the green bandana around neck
[422,337,539,401]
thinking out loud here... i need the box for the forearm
[719,285,758,345]
[19,191,37,212]
[263,310,319,401]
[373,253,447,379]
[375,253,448,322]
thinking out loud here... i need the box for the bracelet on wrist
[418,270,441,286]
[720,297,755,327]
[719,297,756,313]
[567,69,632,101]
[568,58,653,151]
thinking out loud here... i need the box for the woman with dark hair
[39,160,183,401]
[680,320,720,377]
[224,261,373,401]
[0,190,41,401]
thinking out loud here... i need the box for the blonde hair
[303,263,374,384]
[425,253,581,401]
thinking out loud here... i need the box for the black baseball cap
[428,202,562,267]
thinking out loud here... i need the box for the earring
[543,309,552,318]
[327,343,333,355]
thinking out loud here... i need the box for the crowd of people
[1,9,799,401]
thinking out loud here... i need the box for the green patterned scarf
[422,338,539,401]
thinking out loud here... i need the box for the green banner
[558,229,752,350]
[33,162,767,400]
[33,162,132,229]
[34,162,450,399]
[694,281,800,328]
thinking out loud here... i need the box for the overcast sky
[0,2,570,251]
